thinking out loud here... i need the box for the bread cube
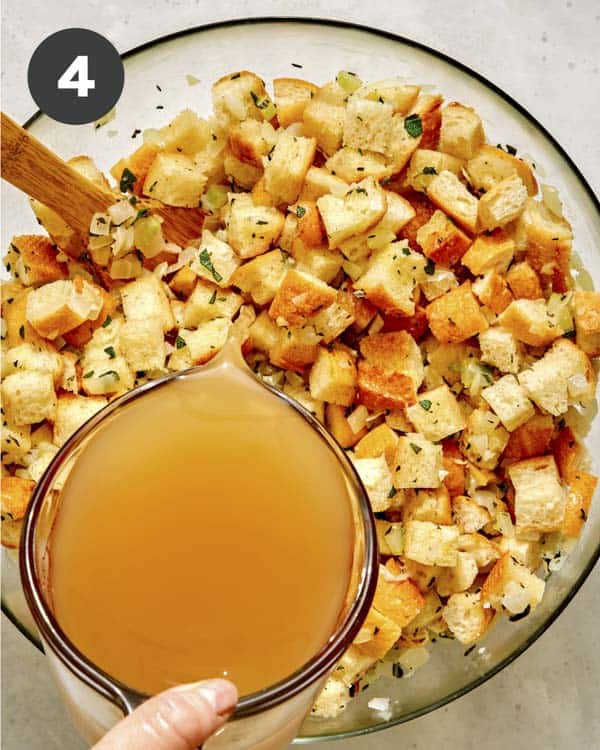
[182,281,242,328]
[228,119,276,167]
[303,98,345,157]
[3,343,63,387]
[405,149,463,193]
[342,96,393,155]
[508,456,566,534]
[373,575,425,628]
[427,170,479,234]
[231,249,288,305]
[223,151,262,189]
[247,310,280,354]
[1,422,31,465]
[227,196,284,259]
[460,408,509,470]
[80,321,134,395]
[553,424,583,480]
[426,282,489,344]
[518,339,596,416]
[25,279,103,340]
[2,371,56,425]
[299,166,349,202]
[355,242,426,316]
[53,394,108,447]
[310,291,356,343]
[394,435,443,490]
[357,360,416,411]
[317,177,387,248]
[403,486,453,525]
[404,520,460,567]
[461,231,515,276]
[273,77,318,127]
[159,109,211,155]
[325,147,390,183]
[282,382,325,424]
[482,553,545,615]
[211,70,270,127]
[482,374,535,432]
[6,235,67,287]
[269,269,336,328]
[458,532,500,569]
[573,290,600,357]
[438,104,485,160]
[386,113,423,172]
[354,607,402,660]
[142,152,206,207]
[290,200,328,249]
[442,439,466,497]
[121,273,175,332]
[168,319,230,369]
[270,325,320,372]
[442,592,492,644]
[497,299,562,346]
[416,210,471,266]
[479,327,524,375]
[325,404,368,449]
[263,132,316,205]
[360,331,424,389]
[311,679,350,720]
[190,230,241,288]
[354,423,399,467]
[308,347,356,406]
[119,317,166,372]
[466,145,537,196]
[506,261,543,300]
[478,174,528,230]
[110,143,160,197]
[562,471,597,538]
[350,454,395,513]
[436,551,479,597]
[452,496,492,534]
[406,385,466,442]
[1,476,35,547]
[504,414,554,460]
[58,352,79,394]
[473,271,514,315]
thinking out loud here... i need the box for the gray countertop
[2,2,599,749]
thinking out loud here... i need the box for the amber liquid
[48,356,355,696]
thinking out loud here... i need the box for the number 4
[58,55,95,98]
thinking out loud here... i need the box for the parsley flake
[419,399,432,411]
[104,346,116,359]
[198,249,223,282]
[119,167,137,193]
[296,205,306,218]
[176,335,186,349]
[404,114,423,138]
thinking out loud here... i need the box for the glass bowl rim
[4,14,600,742]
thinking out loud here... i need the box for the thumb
[93,679,238,750]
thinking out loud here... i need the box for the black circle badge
[28,28,124,125]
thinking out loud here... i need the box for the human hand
[92,679,237,750]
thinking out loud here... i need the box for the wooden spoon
[1,112,204,252]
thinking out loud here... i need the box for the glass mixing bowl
[2,16,599,743]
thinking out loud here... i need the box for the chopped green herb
[104,346,116,359]
[508,604,531,622]
[18,325,25,339]
[136,208,149,219]
[410,443,422,454]
[129,195,138,205]
[464,644,477,657]
[99,370,120,380]
[208,289,217,305]
[404,114,423,138]
[401,247,411,256]
[296,205,306,218]
[563,329,576,339]
[102,315,112,328]
[422,166,437,175]
[424,258,435,275]
[387,487,398,499]
[83,370,94,379]
[419,399,432,411]
[176,335,186,349]
[198,249,223,282]
[498,481,509,493]
[230,72,241,80]
[119,167,137,193]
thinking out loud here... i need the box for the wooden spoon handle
[1,112,114,235]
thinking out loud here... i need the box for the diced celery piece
[461,358,494,396]
[336,70,362,94]
[202,184,229,213]
[547,292,574,335]
[134,215,165,258]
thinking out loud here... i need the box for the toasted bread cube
[61,288,118,349]
[290,200,328,248]
[247,310,280,354]
[375,520,405,556]
[227,197,284,259]
[518,339,596,415]
[112,144,161,200]
[263,132,316,205]
[190,230,241,288]
[182,281,242,328]
[317,177,387,249]
[355,423,399,467]
[228,119,276,167]
[303,99,345,157]
[504,414,554,460]
[6,235,67,287]
[159,109,211,154]
[482,374,535,432]
[497,299,562,346]
[357,361,416,411]
[562,471,597,538]
[356,80,419,113]
[406,385,466,442]
[311,679,350,719]
[460,408,509,470]
[482,553,545,614]
[442,439,466,497]
[223,151,262,189]
[505,261,543,300]
[479,327,524,375]
[360,331,424,389]
[273,77,318,127]
[403,486,453,525]
[1,476,35,547]
[458,532,500,568]
[426,282,488,344]
[342,97,393,154]
[292,245,343,285]
[461,231,515,276]
[1,422,31,465]
[333,645,377,688]
[270,325,320,372]
[119,317,166,372]
[269,269,336,328]
[405,149,463,193]
[471,271,514,315]
[394,435,443,490]
[426,340,476,385]
[439,104,485,160]
[515,198,572,288]
[308,347,356,406]
[466,145,537,196]
[53,394,108,447]
[325,147,390,183]
[310,290,356,343]
[416,210,471,266]
[436,551,479,597]
[121,274,175,332]
[350,455,395,513]
[168,319,230,369]
[3,288,49,348]
[282,382,324,423]
[356,242,426,316]
[142,152,205,207]
[404,520,460,567]
[442,592,492,644]
[386,113,423,172]
[2,371,56,426]
[478,174,528,230]
[427,170,478,234]
[452,496,492,534]
[354,607,402,659]
[3,343,63,387]
[231,249,288,305]
[212,70,270,127]
[80,321,134,395]
[325,404,368,449]
[25,279,103,340]
[553,425,583,480]
[573,290,600,357]
[508,456,566,534]
[299,166,348,202]
[373,574,425,628]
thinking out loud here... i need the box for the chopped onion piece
[108,200,136,226]
[347,405,369,434]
